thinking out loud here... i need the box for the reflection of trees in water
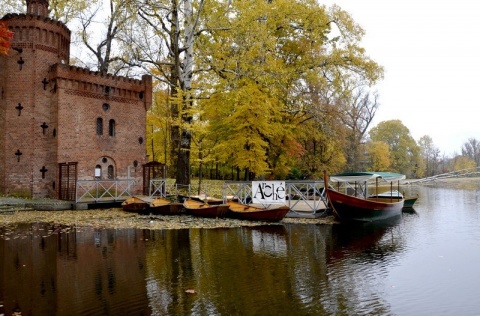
[143,229,195,315]
[322,217,405,315]
[143,222,405,315]
[1,219,406,315]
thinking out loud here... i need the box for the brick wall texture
[0,2,152,198]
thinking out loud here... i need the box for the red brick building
[0,0,152,199]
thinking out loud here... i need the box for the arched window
[107,165,114,179]
[109,119,115,137]
[96,118,103,135]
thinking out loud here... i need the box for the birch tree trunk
[175,0,195,185]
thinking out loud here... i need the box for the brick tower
[0,1,152,199]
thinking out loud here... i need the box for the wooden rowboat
[227,201,290,222]
[122,196,150,213]
[122,196,183,215]
[183,199,229,218]
[149,197,184,215]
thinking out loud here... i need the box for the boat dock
[223,181,329,219]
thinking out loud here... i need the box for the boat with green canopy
[324,171,406,222]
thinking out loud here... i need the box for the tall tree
[461,138,480,166]
[418,135,440,176]
[369,120,421,176]
[146,87,171,164]
[75,0,135,74]
[337,88,379,171]
[197,0,383,178]
[124,0,207,185]
[3,0,386,182]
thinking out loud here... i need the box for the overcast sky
[321,0,480,155]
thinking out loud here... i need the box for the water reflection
[0,224,150,315]
[0,217,406,315]
[328,216,404,264]
[322,217,405,315]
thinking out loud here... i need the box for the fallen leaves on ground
[0,208,336,234]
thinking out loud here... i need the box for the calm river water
[1,185,480,315]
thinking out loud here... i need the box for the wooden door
[58,162,77,201]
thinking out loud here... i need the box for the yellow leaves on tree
[450,155,476,173]
[207,81,281,177]
[366,141,391,172]
[0,21,14,55]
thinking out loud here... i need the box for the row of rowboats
[122,171,419,223]
[122,196,290,222]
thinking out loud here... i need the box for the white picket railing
[76,179,136,203]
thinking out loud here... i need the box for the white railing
[222,181,328,216]
[76,179,136,203]
[149,178,167,197]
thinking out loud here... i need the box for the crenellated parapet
[50,64,152,109]
[2,13,70,60]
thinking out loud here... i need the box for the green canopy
[329,172,406,183]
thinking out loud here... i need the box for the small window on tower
[108,165,114,179]
[96,118,103,135]
[109,119,115,136]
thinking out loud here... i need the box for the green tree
[365,141,390,171]
[369,120,421,176]
[204,81,280,179]
[197,0,383,179]
[146,88,172,164]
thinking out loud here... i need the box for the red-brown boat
[183,199,229,218]
[325,171,406,222]
[326,188,404,222]
[227,201,290,222]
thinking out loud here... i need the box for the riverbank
[1,176,477,230]
[414,176,480,190]
[0,206,338,230]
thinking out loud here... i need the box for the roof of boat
[329,172,406,183]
